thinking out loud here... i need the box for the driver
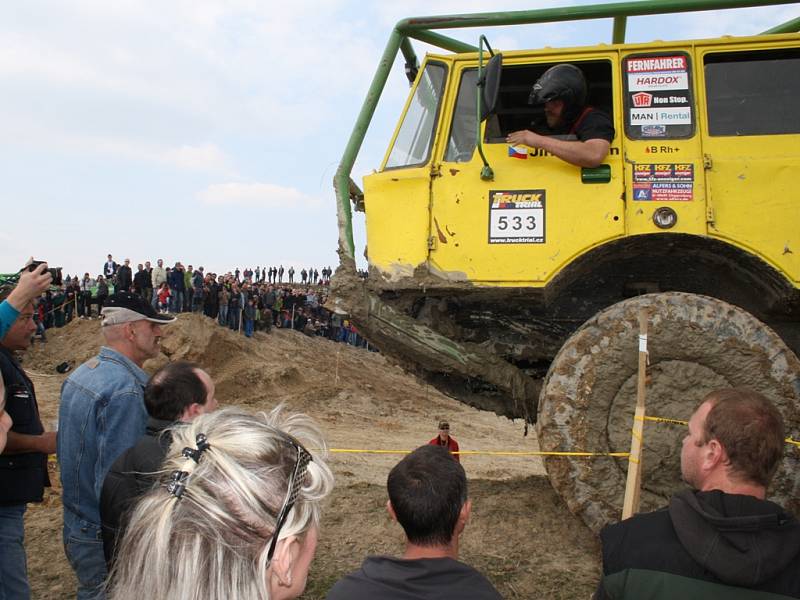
[507,64,614,168]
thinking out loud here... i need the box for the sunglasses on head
[266,434,313,565]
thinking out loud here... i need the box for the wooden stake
[622,308,649,520]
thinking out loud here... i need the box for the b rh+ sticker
[488,189,545,244]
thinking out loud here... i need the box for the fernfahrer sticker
[488,190,545,244]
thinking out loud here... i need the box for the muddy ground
[21,314,601,599]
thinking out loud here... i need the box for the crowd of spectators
[26,255,373,349]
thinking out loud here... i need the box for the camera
[27,261,63,287]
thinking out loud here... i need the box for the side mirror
[479,53,503,121]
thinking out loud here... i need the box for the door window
[385,62,447,169]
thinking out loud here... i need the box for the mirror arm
[476,35,495,181]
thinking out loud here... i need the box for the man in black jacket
[115,259,133,293]
[0,291,57,598]
[326,445,502,600]
[132,264,149,301]
[99,361,218,567]
[595,388,800,599]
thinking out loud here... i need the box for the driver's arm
[506,130,610,168]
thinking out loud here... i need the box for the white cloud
[161,143,236,174]
[198,182,321,208]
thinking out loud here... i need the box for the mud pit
[21,315,601,599]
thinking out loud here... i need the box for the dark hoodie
[596,489,800,599]
[325,555,502,600]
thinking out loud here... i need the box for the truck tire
[536,292,800,534]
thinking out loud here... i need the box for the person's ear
[704,439,727,472]
[270,535,299,589]
[455,499,472,537]
[387,500,398,522]
[183,403,203,421]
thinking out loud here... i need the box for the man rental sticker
[488,189,545,244]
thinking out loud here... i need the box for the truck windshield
[385,62,447,169]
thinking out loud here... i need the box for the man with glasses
[326,445,501,599]
[429,420,460,462]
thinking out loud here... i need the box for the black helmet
[528,64,587,109]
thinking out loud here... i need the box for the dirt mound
[21,313,599,599]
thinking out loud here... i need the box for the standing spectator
[243,298,256,337]
[301,268,308,284]
[150,259,167,309]
[96,276,109,313]
[184,265,193,312]
[204,274,218,319]
[80,273,94,318]
[313,268,319,285]
[103,254,117,280]
[254,266,260,282]
[132,264,147,299]
[142,261,153,304]
[288,266,295,283]
[228,285,241,331]
[429,421,460,462]
[278,265,284,283]
[105,406,333,600]
[595,388,800,599]
[168,263,185,313]
[325,445,501,600]
[217,284,229,326]
[0,289,57,599]
[58,292,176,598]
[64,282,77,323]
[191,267,204,313]
[115,259,132,293]
[100,361,218,568]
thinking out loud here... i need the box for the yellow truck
[331,0,800,531]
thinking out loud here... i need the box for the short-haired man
[150,259,167,309]
[595,388,800,599]
[0,288,57,599]
[507,63,614,168]
[429,420,460,462]
[100,361,218,567]
[58,292,175,599]
[326,445,502,599]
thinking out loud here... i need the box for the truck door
[429,56,624,285]
[620,50,707,237]
[697,44,800,284]
[362,60,450,278]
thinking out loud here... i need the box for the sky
[2,0,798,277]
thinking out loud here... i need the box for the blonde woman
[108,406,334,600]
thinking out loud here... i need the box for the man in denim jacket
[58,292,175,599]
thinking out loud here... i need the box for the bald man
[58,292,175,599]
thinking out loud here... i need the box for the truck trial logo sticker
[632,163,694,202]
[489,190,545,244]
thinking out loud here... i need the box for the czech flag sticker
[508,145,528,159]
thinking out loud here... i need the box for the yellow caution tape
[329,448,629,458]
[642,416,688,426]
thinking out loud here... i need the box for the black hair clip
[166,470,190,499]
[181,433,211,463]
